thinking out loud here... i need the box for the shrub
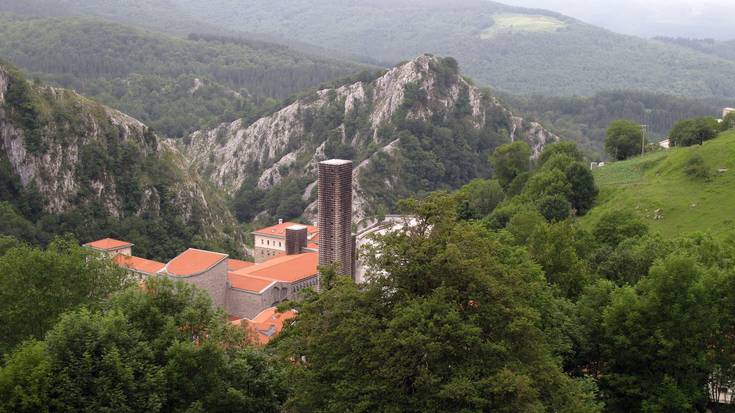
[537,194,572,222]
[683,153,710,180]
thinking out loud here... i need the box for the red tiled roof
[228,272,275,293]
[83,238,133,251]
[114,254,165,274]
[228,259,255,271]
[253,222,318,239]
[162,248,228,277]
[232,307,297,345]
[232,252,318,283]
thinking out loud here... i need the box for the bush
[593,210,648,248]
[721,112,735,132]
[537,194,572,222]
[683,153,710,180]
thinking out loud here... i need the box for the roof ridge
[160,248,229,277]
[186,247,228,256]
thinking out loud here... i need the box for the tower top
[320,159,353,166]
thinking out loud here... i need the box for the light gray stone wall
[176,259,228,309]
[226,287,272,319]
[253,246,284,263]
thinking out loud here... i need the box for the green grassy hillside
[584,130,735,238]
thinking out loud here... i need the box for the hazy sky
[499,0,735,40]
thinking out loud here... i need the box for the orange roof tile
[114,254,165,274]
[228,272,275,293]
[83,238,133,251]
[228,259,255,271]
[253,222,318,239]
[232,252,318,283]
[162,248,228,277]
[232,307,297,345]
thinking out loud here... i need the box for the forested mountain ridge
[167,0,735,99]
[0,62,242,260]
[0,15,368,138]
[655,37,735,62]
[186,55,559,226]
[503,91,733,157]
[0,0,222,37]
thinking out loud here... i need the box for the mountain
[0,0,220,36]
[185,55,559,227]
[654,37,735,62]
[500,0,735,41]
[165,0,735,99]
[0,15,368,138]
[0,62,242,260]
[583,129,735,238]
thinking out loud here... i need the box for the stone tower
[317,159,354,278]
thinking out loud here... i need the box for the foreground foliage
[0,277,287,413]
[0,237,129,354]
[275,194,602,412]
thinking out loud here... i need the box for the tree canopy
[0,236,130,354]
[605,120,643,160]
[0,277,287,413]
[669,117,719,147]
[275,194,603,412]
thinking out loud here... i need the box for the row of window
[259,238,283,247]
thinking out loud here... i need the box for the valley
[2,1,735,412]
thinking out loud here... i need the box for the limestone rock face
[186,55,560,224]
[0,65,236,237]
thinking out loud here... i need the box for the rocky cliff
[0,63,241,257]
[187,55,560,226]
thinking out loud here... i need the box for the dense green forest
[0,15,366,137]
[141,0,735,98]
[503,91,733,158]
[5,0,735,98]
[0,0,225,37]
[655,37,735,61]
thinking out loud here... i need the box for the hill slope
[186,55,559,227]
[584,131,735,238]
[168,0,735,99]
[0,62,242,259]
[503,91,733,158]
[0,16,366,138]
[0,0,220,36]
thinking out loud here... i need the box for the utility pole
[641,124,648,156]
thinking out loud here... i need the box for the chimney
[285,225,308,255]
[278,218,283,225]
[317,159,354,277]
